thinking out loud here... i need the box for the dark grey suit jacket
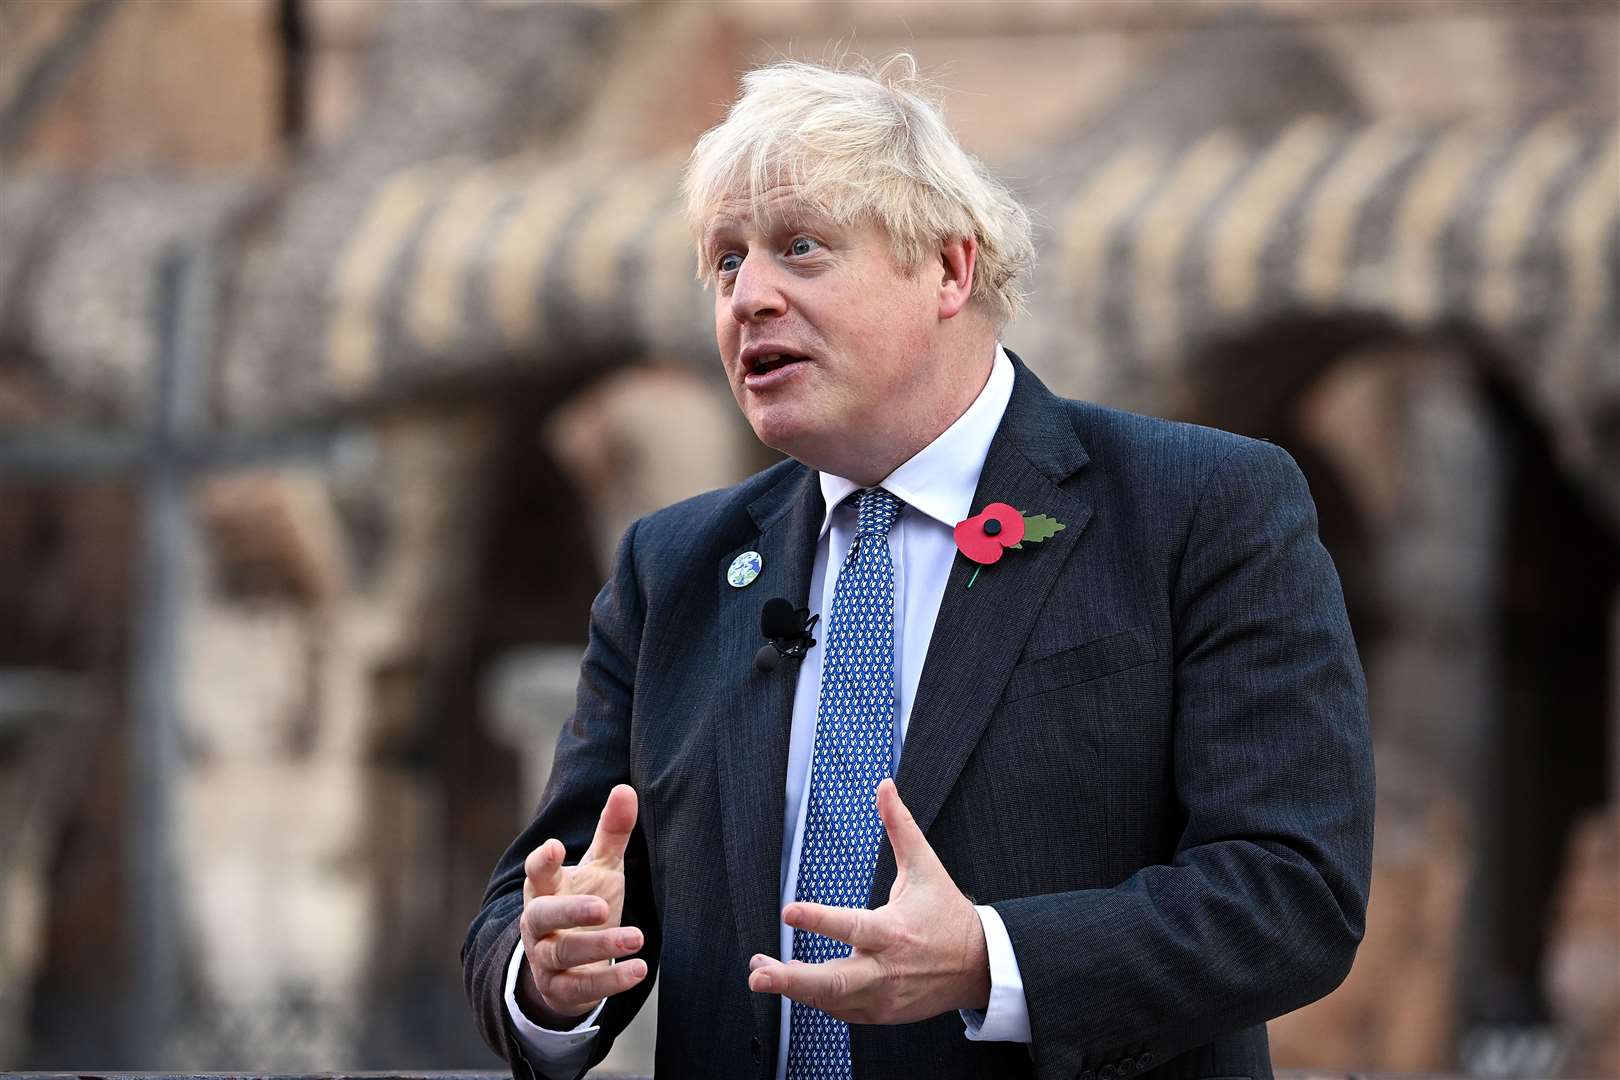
[464,355,1374,1080]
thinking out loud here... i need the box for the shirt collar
[817,344,1015,539]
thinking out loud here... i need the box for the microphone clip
[755,600,819,673]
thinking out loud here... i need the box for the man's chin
[747,414,829,468]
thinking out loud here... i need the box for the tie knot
[853,487,902,537]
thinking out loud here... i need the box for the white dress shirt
[507,346,1030,1077]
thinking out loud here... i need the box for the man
[464,55,1373,1080]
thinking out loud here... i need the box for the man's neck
[819,337,998,487]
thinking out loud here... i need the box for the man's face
[702,187,940,474]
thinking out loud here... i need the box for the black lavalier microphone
[755,597,819,673]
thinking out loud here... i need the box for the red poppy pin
[953,502,1066,587]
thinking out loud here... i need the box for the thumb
[583,783,638,865]
[876,778,937,875]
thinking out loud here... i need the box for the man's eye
[716,252,742,275]
[788,236,819,256]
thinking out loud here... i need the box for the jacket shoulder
[1062,398,1266,467]
[1054,398,1303,520]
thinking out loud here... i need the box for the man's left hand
[746,777,991,1024]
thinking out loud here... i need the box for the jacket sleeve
[461,518,662,1079]
[993,438,1375,1079]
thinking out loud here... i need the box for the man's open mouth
[751,353,808,375]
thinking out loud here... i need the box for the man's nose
[729,256,786,323]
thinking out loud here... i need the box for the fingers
[520,892,610,943]
[583,784,638,865]
[748,954,865,1012]
[532,926,644,971]
[876,778,934,872]
[747,955,789,985]
[782,901,883,950]
[540,956,649,1015]
[523,838,566,903]
[521,900,646,1018]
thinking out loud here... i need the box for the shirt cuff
[960,904,1032,1043]
[504,940,606,1075]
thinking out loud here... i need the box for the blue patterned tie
[788,486,903,1080]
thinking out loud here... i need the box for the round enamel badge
[726,550,763,588]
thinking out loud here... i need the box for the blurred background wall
[0,0,1615,1076]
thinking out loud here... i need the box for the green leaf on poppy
[1007,542,1023,549]
[1021,514,1066,543]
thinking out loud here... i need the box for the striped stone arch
[306,116,1618,515]
[315,152,706,407]
[1020,115,1618,521]
[1025,117,1613,391]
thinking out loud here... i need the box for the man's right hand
[516,783,648,1028]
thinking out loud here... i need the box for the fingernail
[620,931,641,950]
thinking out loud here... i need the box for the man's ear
[937,235,977,321]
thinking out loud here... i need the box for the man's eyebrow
[700,218,741,252]
[697,219,768,256]
[700,204,838,251]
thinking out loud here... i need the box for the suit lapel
[874,359,1092,900]
[712,464,823,1036]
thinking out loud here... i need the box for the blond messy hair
[682,54,1036,326]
